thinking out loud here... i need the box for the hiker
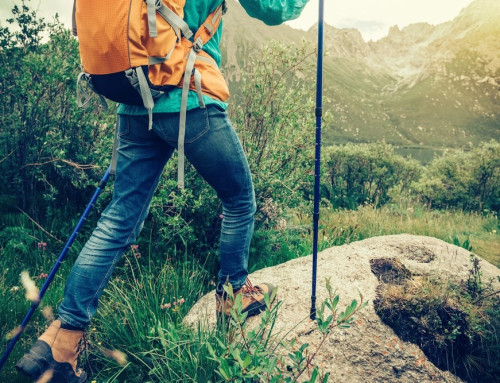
[16,0,309,381]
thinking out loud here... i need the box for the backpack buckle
[193,37,204,52]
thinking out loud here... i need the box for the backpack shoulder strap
[155,0,193,40]
[193,1,226,48]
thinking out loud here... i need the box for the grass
[289,201,499,267]
[373,258,500,382]
[0,201,498,382]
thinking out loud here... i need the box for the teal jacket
[118,0,308,115]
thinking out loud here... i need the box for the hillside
[221,0,500,149]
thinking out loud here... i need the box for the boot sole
[16,340,87,383]
[244,301,267,318]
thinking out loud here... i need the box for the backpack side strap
[176,1,225,189]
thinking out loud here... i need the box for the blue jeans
[58,105,256,328]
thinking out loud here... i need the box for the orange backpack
[73,0,229,187]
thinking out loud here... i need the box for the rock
[185,234,500,382]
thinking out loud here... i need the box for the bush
[415,140,500,212]
[207,279,366,382]
[231,41,319,228]
[0,1,115,222]
[321,142,422,209]
[145,157,221,269]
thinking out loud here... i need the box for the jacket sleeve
[239,0,309,26]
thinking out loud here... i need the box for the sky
[0,0,475,41]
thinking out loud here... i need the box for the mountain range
[220,0,500,150]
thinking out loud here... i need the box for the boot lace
[76,332,88,374]
[241,278,262,297]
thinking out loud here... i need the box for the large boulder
[185,234,500,382]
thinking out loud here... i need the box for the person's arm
[239,0,309,26]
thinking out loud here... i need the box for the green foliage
[451,235,473,252]
[374,257,500,383]
[415,140,500,212]
[463,255,483,299]
[146,158,221,269]
[321,142,422,209]
[0,1,114,222]
[207,279,366,382]
[232,40,319,228]
[86,251,215,382]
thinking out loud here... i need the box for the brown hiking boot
[16,319,87,382]
[215,278,277,320]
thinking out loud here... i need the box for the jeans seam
[83,170,163,324]
[218,124,255,288]
[118,115,130,137]
[158,107,210,144]
[185,107,210,143]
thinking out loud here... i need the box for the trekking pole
[310,0,325,321]
[0,166,112,372]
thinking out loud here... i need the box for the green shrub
[145,157,221,270]
[207,279,367,382]
[231,41,319,228]
[415,140,500,211]
[321,142,422,209]
[0,1,114,222]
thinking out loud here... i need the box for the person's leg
[154,105,276,318]
[155,105,255,290]
[58,114,174,328]
[17,114,173,382]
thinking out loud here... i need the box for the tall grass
[85,251,217,382]
[289,200,499,267]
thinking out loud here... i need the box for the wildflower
[102,348,127,366]
[179,298,185,304]
[10,286,19,293]
[20,271,40,303]
[131,245,139,250]
[37,242,47,251]
[38,273,48,279]
[219,214,224,219]
[6,326,22,340]
[135,252,142,259]
[42,306,55,322]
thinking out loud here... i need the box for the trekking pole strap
[315,107,322,118]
